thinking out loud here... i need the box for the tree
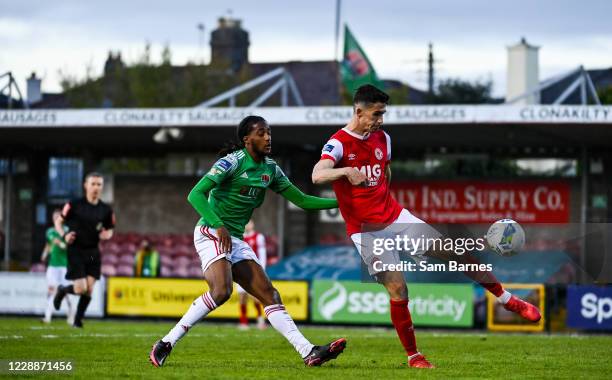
[598,85,612,104]
[429,78,494,104]
[58,43,255,108]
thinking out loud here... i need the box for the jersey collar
[342,127,370,140]
[243,148,265,165]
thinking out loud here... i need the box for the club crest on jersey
[260,174,271,186]
[374,148,383,160]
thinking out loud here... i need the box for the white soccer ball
[485,219,525,257]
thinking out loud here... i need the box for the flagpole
[334,0,341,62]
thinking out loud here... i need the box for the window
[48,158,83,198]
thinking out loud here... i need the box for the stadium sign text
[0,272,104,317]
[1,105,611,127]
[312,280,473,327]
[390,180,570,223]
[567,285,612,330]
[520,106,611,122]
[107,277,308,320]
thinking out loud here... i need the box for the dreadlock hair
[218,115,267,158]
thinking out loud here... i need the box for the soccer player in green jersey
[41,209,74,324]
[150,115,347,368]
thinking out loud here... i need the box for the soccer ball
[486,219,525,257]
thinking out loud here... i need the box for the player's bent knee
[210,286,232,305]
[267,287,282,305]
[385,282,408,300]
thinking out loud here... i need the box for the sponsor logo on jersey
[348,153,357,160]
[216,159,232,171]
[374,148,383,160]
[240,172,249,178]
[240,186,261,198]
[355,164,382,187]
[261,174,271,186]
[323,144,334,153]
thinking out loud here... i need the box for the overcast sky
[1,0,611,98]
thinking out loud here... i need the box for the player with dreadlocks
[150,115,346,368]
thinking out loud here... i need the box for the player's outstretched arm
[52,237,66,250]
[40,243,50,262]
[54,213,66,237]
[280,184,338,210]
[187,177,224,228]
[312,159,366,186]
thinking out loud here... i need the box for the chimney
[506,37,540,104]
[27,72,42,105]
[210,17,250,72]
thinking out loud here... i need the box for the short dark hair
[84,172,104,182]
[353,84,389,106]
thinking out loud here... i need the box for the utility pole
[197,23,205,63]
[428,42,435,95]
[334,0,342,62]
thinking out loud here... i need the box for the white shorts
[350,209,442,276]
[46,266,70,287]
[194,225,261,273]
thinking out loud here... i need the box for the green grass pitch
[1,317,611,379]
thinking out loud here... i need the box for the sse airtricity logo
[314,281,473,326]
[318,282,347,320]
[318,282,389,321]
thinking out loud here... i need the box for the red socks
[390,298,418,356]
[239,304,248,325]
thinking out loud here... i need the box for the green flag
[340,25,385,94]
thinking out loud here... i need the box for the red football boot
[408,353,435,368]
[503,295,542,322]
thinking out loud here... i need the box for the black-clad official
[53,172,115,328]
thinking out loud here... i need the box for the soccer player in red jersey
[312,85,541,368]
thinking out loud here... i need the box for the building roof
[0,94,25,109]
[31,93,70,109]
[248,61,341,106]
[540,67,612,105]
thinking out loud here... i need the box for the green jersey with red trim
[200,149,291,237]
